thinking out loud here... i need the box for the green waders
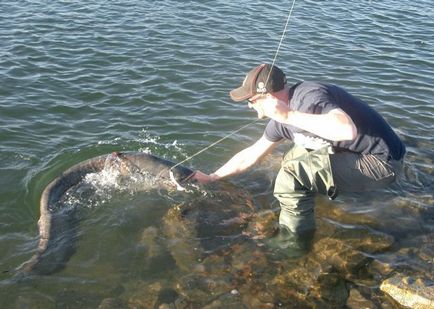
[274,144,336,234]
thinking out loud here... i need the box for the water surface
[1,0,433,307]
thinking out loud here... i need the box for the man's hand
[192,171,219,184]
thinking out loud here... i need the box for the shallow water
[1,0,433,307]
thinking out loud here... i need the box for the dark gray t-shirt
[264,81,406,160]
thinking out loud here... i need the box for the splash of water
[58,154,159,210]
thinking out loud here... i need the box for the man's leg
[330,153,402,193]
[269,145,335,257]
[274,144,335,233]
[274,165,316,233]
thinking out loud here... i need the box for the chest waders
[274,144,336,234]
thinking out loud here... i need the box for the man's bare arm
[193,135,279,183]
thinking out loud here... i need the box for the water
[1,0,433,307]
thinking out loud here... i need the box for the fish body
[17,152,194,275]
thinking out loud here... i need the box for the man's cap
[229,64,287,102]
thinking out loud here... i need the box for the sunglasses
[247,94,266,104]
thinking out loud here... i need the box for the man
[193,63,405,253]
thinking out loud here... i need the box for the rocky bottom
[91,193,433,309]
[10,180,433,309]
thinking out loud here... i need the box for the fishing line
[264,0,297,89]
[169,118,260,190]
[169,0,298,188]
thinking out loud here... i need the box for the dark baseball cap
[229,64,287,102]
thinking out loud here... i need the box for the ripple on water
[0,0,433,307]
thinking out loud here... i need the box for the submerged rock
[98,298,125,309]
[244,210,279,239]
[399,233,434,275]
[311,226,394,280]
[162,187,255,273]
[162,203,203,273]
[346,288,376,309]
[380,274,434,309]
[139,226,174,274]
[312,238,372,275]
[230,241,270,281]
[201,291,245,309]
[122,280,179,308]
[271,269,349,308]
[176,273,233,305]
